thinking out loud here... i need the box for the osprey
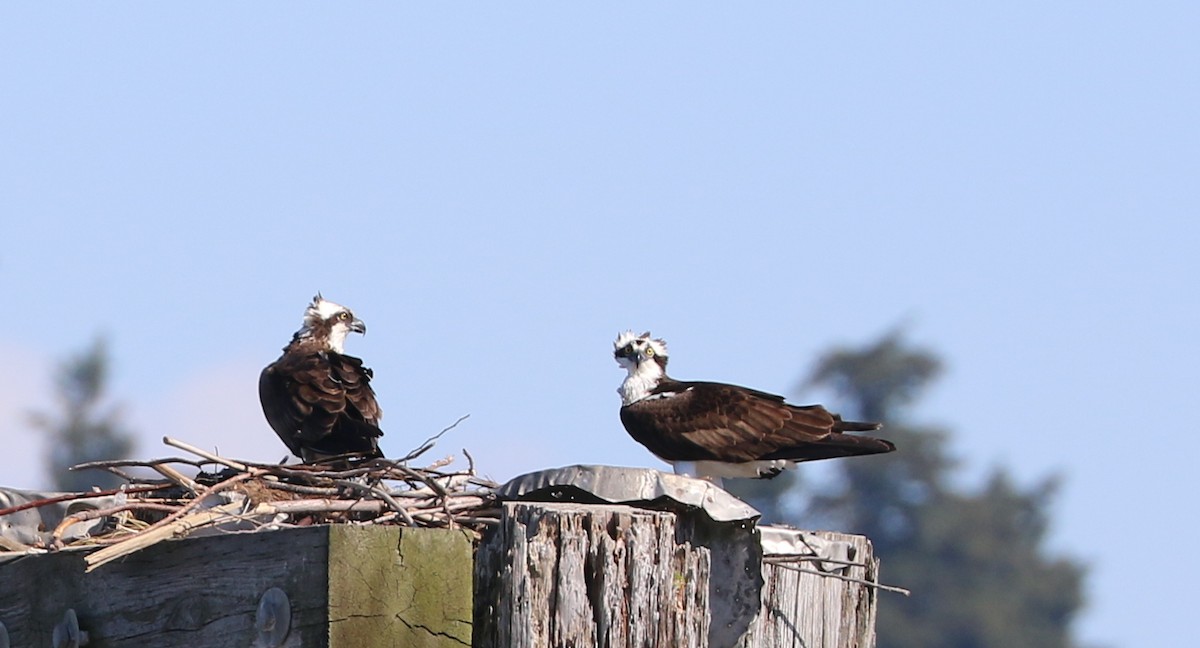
[614,331,894,483]
[259,294,384,462]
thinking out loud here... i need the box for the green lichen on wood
[327,526,473,647]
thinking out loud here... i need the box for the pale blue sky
[3,4,1197,646]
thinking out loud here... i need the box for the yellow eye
[645,347,655,357]
[338,312,351,321]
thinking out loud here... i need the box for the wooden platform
[0,525,474,647]
[0,501,879,647]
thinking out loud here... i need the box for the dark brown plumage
[260,295,383,462]
[619,380,894,465]
[614,330,893,480]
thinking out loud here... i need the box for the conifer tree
[733,331,1086,648]
[30,337,136,492]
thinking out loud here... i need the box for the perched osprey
[614,331,894,482]
[259,295,384,462]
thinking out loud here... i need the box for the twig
[96,470,263,552]
[764,555,869,569]
[52,503,181,545]
[0,484,172,518]
[441,515,500,527]
[331,480,417,526]
[84,500,248,572]
[254,499,386,514]
[0,536,37,552]
[97,466,140,481]
[398,414,469,462]
[71,457,207,470]
[768,562,911,596]
[262,481,343,497]
[162,437,250,472]
[395,465,449,498]
[151,464,200,494]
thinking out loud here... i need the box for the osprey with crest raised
[614,331,894,483]
[259,294,384,462]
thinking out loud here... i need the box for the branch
[767,561,911,596]
[0,484,172,518]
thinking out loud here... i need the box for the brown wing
[259,350,383,460]
[620,380,891,463]
[330,353,383,426]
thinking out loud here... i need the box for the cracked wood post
[744,534,879,648]
[473,501,879,648]
[0,525,473,647]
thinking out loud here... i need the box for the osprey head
[298,293,366,353]
[613,330,668,372]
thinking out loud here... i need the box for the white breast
[618,361,666,405]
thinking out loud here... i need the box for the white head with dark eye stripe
[297,293,366,354]
[614,331,668,370]
[614,331,669,404]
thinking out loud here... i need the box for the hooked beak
[350,319,367,335]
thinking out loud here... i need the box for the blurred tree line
[29,337,136,492]
[727,330,1088,648]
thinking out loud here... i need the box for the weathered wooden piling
[747,533,879,647]
[473,501,879,648]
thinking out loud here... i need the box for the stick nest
[7,417,499,572]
